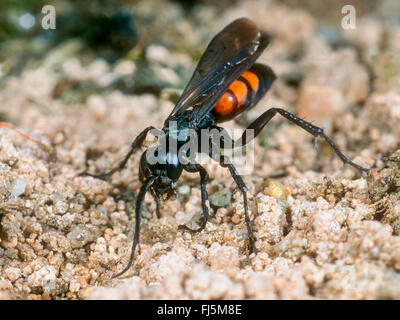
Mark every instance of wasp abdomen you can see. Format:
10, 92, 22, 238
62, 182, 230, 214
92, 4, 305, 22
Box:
213, 64, 275, 122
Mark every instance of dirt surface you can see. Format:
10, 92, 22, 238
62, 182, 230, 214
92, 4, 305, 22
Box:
1, 0, 400, 299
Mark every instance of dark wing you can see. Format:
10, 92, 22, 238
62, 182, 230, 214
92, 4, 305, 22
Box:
165, 17, 270, 124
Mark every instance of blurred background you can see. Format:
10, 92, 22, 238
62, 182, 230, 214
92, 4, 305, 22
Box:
1, 0, 399, 173
0, 0, 399, 165
1, 0, 399, 153
1, 0, 399, 94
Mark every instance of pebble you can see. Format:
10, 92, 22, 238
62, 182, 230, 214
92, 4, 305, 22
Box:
209, 188, 232, 208
67, 227, 91, 248
11, 178, 27, 196
178, 185, 191, 195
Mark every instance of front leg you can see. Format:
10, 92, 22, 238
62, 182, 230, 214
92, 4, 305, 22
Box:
178, 163, 210, 233
150, 189, 161, 219
80, 126, 156, 180
113, 177, 154, 278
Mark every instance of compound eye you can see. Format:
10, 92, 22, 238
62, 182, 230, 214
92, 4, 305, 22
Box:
166, 152, 182, 180
168, 166, 182, 181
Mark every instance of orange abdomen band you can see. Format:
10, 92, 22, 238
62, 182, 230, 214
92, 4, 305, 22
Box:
214, 71, 259, 120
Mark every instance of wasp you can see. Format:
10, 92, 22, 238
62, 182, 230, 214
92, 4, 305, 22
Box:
81, 18, 369, 277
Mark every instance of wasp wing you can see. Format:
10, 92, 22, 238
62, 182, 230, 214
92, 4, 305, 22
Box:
166, 17, 270, 124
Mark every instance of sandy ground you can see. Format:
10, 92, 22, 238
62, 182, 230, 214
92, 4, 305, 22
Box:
1, 1, 400, 299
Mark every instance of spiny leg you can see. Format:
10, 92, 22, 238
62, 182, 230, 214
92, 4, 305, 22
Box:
113, 177, 154, 278
150, 189, 161, 219
211, 125, 287, 179
155, 197, 161, 220
239, 108, 370, 173
79, 126, 156, 180
178, 163, 210, 233
208, 142, 255, 253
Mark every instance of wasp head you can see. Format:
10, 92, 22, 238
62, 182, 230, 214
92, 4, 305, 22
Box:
139, 149, 183, 200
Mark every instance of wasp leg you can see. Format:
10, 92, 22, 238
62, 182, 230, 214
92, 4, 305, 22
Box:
209, 126, 236, 149
238, 108, 370, 173
113, 177, 154, 278
208, 142, 255, 253
178, 163, 210, 233
211, 126, 288, 179
155, 197, 161, 219
79, 126, 156, 180
150, 189, 161, 219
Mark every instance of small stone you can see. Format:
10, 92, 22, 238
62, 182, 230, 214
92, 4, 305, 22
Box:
231, 214, 241, 225
27, 266, 56, 292
113, 60, 136, 76
177, 185, 190, 195
67, 227, 91, 248
274, 238, 307, 261
210, 188, 232, 208
5, 267, 21, 282
146, 45, 170, 65
87, 59, 109, 80
69, 279, 81, 293
11, 178, 27, 196
208, 243, 239, 270
266, 180, 290, 200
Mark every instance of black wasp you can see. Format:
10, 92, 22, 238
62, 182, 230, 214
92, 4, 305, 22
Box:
81, 18, 369, 277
